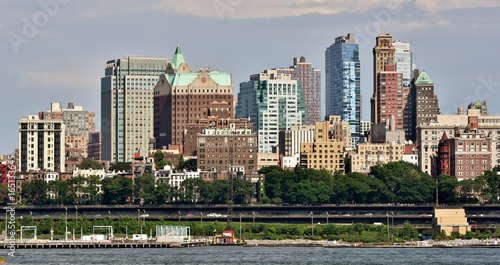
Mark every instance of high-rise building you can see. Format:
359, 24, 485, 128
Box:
393, 40, 413, 84
237, 69, 306, 153
196, 118, 257, 174
101, 56, 170, 162
299, 119, 346, 174
40, 102, 95, 158
87, 132, 101, 161
375, 64, 404, 130
19, 115, 65, 172
371, 34, 395, 124
405, 69, 440, 141
325, 33, 361, 146
279, 125, 315, 157
276, 57, 321, 125
154, 46, 234, 150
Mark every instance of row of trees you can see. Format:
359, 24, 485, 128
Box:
261, 162, 500, 205
1, 173, 255, 206
3, 160, 499, 206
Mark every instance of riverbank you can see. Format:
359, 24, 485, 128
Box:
244, 238, 500, 248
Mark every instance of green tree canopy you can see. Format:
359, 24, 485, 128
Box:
78, 158, 104, 170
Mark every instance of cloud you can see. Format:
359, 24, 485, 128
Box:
16, 69, 95, 89
153, 0, 410, 19
414, 0, 500, 13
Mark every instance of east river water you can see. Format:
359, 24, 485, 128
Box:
3, 246, 500, 264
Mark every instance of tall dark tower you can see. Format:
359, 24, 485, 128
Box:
371, 34, 395, 125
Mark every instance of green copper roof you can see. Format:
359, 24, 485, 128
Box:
209, 72, 232, 86
171, 46, 186, 70
165, 72, 232, 86
166, 73, 198, 86
415, 71, 433, 85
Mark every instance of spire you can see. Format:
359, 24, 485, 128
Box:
171, 45, 186, 70
415, 70, 433, 85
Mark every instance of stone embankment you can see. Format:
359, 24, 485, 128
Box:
245, 239, 329, 247
244, 239, 500, 248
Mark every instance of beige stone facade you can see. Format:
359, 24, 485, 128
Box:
417, 108, 500, 175
350, 142, 404, 173
434, 208, 471, 236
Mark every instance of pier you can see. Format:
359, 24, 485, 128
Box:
0, 239, 211, 249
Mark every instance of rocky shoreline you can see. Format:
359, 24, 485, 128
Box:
244, 239, 500, 248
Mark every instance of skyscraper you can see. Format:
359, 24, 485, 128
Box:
371, 34, 395, 124
375, 64, 404, 130
237, 69, 306, 153
393, 40, 413, 84
325, 33, 361, 146
276, 57, 321, 125
405, 69, 440, 141
101, 56, 170, 162
154, 46, 234, 150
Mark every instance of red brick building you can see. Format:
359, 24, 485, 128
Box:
376, 64, 404, 130
154, 46, 234, 149
434, 117, 491, 180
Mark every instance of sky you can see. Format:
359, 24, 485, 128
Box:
1, 0, 500, 155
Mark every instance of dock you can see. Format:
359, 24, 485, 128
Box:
0, 239, 211, 249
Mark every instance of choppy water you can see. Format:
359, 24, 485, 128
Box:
3, 246, 500, 264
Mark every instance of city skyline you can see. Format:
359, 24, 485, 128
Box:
2, 0, 500, 154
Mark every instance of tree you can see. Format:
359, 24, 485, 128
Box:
156, 160, 169, 171
22, 179, 49, 205
154, 183, 170, 204
479, 170, 500, 204
437, 174, 459, 204
0, 184, 10, 205
177, 155, 185, 171
457, 178, 481, 204
154, 149, 165, 170
85, 175, 102, 205
109, 162, 132, 172
134, 173, 156, 204
78, 158, 104, 170
177, 159, 197, 172
102, 176, 133, 205
233, 179, 254, 204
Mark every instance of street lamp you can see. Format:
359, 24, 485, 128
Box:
4, 207, 8, 242
239, 214, 243, 240
200, 212, 203, 226
137, 209, 140, 221
252, 211, 256, 223
178, 211, 181, 222
326, 211, 329, 225
310, 212, 314, 237
65, 207, 68, 241
75, 206, 78, 225
386, 212, 390, 242
391, 211, 394, 243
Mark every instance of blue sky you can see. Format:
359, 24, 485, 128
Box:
1, 0, 500, 154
